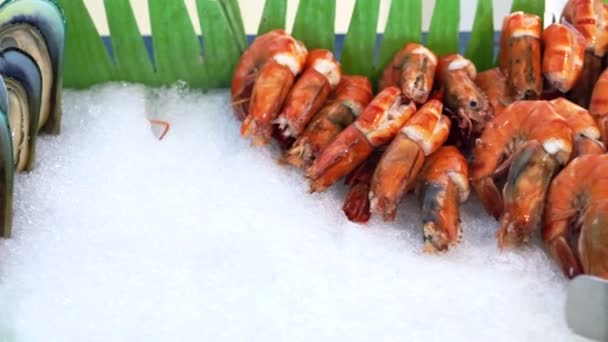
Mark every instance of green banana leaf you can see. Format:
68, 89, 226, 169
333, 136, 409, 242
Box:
377, 0, 422, 79
340, 0, 380, 80
291, 0, 335, 51
53, 0, 546, 89
426, 0, 460, 56
465, 0, 494, 72
257, 0, 286, 35
103, 0, 156, 85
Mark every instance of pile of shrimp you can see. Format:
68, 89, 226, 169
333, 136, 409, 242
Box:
230, 0, 608, 281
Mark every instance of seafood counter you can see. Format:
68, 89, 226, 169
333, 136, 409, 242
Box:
231, 3, 608, 281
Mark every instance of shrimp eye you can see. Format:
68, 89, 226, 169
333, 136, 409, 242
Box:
523, 90, 536, 100
469, 100, 478, 108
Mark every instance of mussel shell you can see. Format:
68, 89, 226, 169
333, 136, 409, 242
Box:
0, 47, 42, 172
0, 0, 65, 134
0, 23, 52, 132
0, 70, 8, 114
0, 75, 14, 238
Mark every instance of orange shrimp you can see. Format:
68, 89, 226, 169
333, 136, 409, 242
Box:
561, 0, 608, 107
415, 146, 470, 253
562, 0, 599, 51
470, 101, 573, 248
498, 12, 543, 100
550, 97, 605, 156
589, 67, 608, 145
231, 30, 304, 120
562, 0, 608, 57
341, 148, 384, 224
543, 154, 608, 279
239, 32, 308, 146
369, 100, 451, 221
436, 54, 492, 144
542, 23, 585, 93
474, 68, 511, 117
305, 87, 416, 193
283, 75, 373, 169
275, 49, 341, 139
379, 43, 438, 104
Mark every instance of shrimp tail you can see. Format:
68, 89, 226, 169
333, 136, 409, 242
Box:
579, 203, 608, 278
342, 150, 383, 223
342, 182, 372, 223
547, 235, 584, 279
473, 177, 503, 220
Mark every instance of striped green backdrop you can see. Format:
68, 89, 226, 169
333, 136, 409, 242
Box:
55, 0, 545, 89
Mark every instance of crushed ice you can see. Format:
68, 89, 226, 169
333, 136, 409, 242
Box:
0, 83, 585, 341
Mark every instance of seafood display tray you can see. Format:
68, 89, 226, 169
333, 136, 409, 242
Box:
0, 84, 584, 341
0, 0, 605, 340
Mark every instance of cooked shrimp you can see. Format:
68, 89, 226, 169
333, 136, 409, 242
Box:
550, 97, 605, 156
436, 54, 492, 145
305, 87, 416, 193
369, 99, 451, 221
283, 75, 372, 169
470, 101, 573, 248
415, 146, 470, 253
275, 49, 341, 139
589, 67, 608, 145
239, 32, 308, 146
475, 68, 511, 117
542, 23, 585, 93
543, 154, 608, 279
379, 43, 438, 104
498, 12, 543, 100
341, 148, 384, 224
562, 0, 608, 57
231, 30, 304, 120
561, 0, 608, 107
